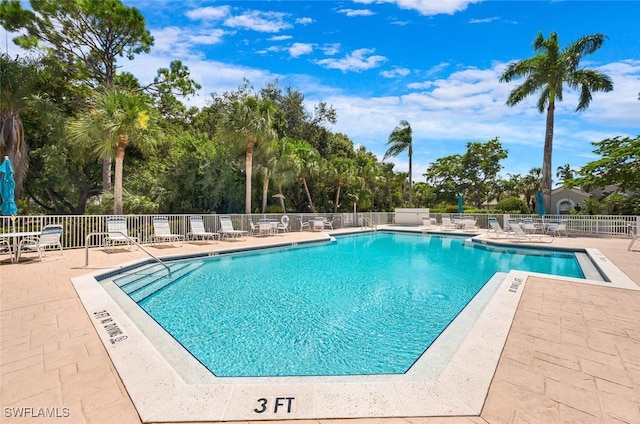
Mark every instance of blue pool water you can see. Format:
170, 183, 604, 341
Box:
118, 232, 584, 377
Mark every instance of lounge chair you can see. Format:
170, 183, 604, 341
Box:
440, 216, 457, 231
151, 217, 184, 246
16, 224, 65, 262
421, 217, 434, 232
219, 216, 248, 240
510, 223, 553, 243
487, 220, 512, 239
187, 217, 219, 242
463, 218, 478, 231
629, 225, 638, 251
105, 217, 139, 251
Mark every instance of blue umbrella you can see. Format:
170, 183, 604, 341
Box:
457, 194, 463, 214
536, 189, 546, 216
0, 157, 18, 216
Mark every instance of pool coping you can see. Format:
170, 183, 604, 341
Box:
70, 231, 638, 422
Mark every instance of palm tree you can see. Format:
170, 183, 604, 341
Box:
218, 95, 277, 214
326, 157, 355, 213
290, 140, 320, 213
384, 120, 413, 206
556, 164, 575, 186
499, 32, 613, 211
67, 88, 159, 214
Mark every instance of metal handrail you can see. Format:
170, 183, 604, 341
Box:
84, 231, 171, 275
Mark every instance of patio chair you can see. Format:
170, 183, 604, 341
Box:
421, 217, 434, 232
219, 216, 248, 240
16, 224, 65, 262
299, 218, 311, 231
277, 215, 290, 233
550, 222, 568, 237
323, 217, 334, 230
248, 220, 260, 236
151, 217, 185, 246
0, 238, 12, 262
187, 217, 219, 243
510, 223, 553, 243
105, 217, 139, 251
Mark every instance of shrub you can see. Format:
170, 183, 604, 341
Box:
495, 197, 530, 214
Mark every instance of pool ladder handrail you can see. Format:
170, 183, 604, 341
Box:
361, 215, 376, 231
84, 231, 171, 276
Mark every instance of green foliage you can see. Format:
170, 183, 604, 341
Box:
573, 136, 640, 193
495, 197, 531, 213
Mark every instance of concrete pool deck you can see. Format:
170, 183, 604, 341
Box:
1, 228, 639, 423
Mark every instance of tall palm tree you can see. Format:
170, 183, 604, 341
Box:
218, 95, 277, 214
326, 157, 355, 213
290, 140, 320, 213
67, 88, 159, 214
499, 32, 613, 211
384, 120, 413, 207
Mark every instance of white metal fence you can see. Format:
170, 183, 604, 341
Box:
1, 212, 637, 250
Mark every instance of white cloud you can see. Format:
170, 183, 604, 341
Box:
337, 8, 376, 17
315, 48, 387, 72
468, 16, 499, 24
269, 35, 293, 41
224, 10, 291, 33
320, 43, 341, 56
381, 67, 411, 78
296, 17, 314, 25
289, 43, 314, 58
189, 29, 227, 45
354, 0, 483, 16
186, 6, 230, 21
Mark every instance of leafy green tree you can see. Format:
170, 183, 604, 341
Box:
499, 32, 613, 212
495, 197, 530, 213
1, 0, 155, 193
522, 167, 542, 210
572, 136, 640, 193
217, 94, 277, 214
460, 138, 508, 208
384, 120, 413, 206
67, 88, 160, 214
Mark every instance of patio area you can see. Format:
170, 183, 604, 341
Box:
1, 229, 639, 423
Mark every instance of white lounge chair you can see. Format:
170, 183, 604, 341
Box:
440, 216, 457, 231
629, 225, 638, 251
510, 223, 553, 243
187, 217, 219, 242
421, 217, 434, 232
487, 220, 512, 239
105, 217, 139, 251
16, 224, 65, 262
219, 216, 248, 240
151, 217, 184, 246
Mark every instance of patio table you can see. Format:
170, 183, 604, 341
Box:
0, 231, 40, 263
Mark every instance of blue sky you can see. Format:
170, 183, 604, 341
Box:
6, 0, 640, 184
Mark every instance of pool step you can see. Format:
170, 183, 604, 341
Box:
116, 261, 205, 302
575, 252, 605, 281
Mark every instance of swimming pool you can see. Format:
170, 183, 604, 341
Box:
113, 232, 584, 377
